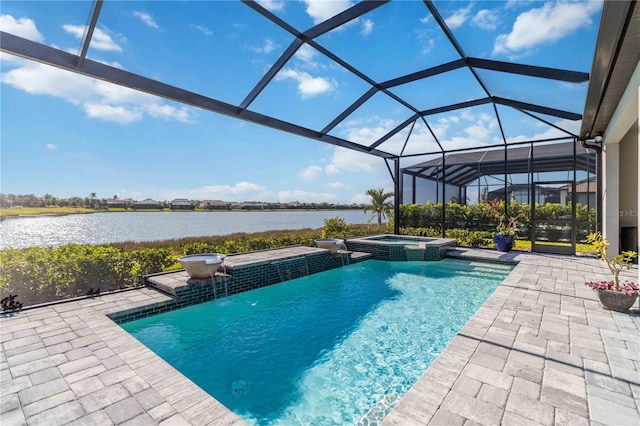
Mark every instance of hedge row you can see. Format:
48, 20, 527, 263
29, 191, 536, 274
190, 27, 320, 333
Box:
0, 223, 391, 307
0, 202, 596, 308
399, 201, 595, 237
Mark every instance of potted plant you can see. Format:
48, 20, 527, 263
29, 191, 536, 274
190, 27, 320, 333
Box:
585, 232, 638, 311
489, 199, 520, 252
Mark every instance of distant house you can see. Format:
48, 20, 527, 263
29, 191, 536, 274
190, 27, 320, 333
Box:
171, 199, 193, 210
105, 199, 125, 209
488, 184, 560, 204
242, 201, 265, 210
134, 198, 161, 209
560, 177, 596, 207
199, 200, 229, 210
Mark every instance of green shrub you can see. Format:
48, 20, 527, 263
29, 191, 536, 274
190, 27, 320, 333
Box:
467, 231, 491, 247
322, 216, 356, 239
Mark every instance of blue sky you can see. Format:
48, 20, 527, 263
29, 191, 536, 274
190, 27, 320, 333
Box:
1, 0, 601, 204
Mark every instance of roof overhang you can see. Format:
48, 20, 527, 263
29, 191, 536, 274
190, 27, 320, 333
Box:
580, 1, 640, 140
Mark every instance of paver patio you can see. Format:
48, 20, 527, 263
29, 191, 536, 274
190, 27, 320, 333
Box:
1, 250, 639, 425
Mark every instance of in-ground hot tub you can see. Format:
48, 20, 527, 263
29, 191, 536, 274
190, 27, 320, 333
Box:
346, 234, 457, 261
177, 253, 226, 279
314, 238, 347, 254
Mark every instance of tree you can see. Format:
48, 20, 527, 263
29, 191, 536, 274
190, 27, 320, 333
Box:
88, 192, 97, 209
364, 188, 394, 226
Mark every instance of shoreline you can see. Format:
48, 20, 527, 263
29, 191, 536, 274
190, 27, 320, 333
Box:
0, 207, 364, 221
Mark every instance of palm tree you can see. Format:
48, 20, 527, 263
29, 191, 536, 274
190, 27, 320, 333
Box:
88, 192, 97, 209
364, 188, 394, 226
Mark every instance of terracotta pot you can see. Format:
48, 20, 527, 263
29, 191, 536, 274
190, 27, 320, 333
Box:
597, 289, 638, 311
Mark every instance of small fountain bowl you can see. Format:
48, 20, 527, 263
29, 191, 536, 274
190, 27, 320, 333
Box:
177, 253, 226, 279
314, 238, 346, 254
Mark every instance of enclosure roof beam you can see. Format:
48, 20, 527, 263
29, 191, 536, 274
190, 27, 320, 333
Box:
77, 0, 103, 68
466, 58, 589, 83
367, 114, 420, 151
492, 97, 582, 121
0, 32, 395, 159
321, 87, 378, 135
380, 59, 465, 88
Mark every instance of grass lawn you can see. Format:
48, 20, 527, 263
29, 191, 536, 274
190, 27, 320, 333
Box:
511, 239, 593, 254
0, 207, 96, 219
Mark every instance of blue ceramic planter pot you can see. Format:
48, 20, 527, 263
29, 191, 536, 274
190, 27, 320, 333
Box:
494, 234, 514, 252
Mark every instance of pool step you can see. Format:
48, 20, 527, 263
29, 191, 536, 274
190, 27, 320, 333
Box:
469, 261, 513, 270
358, 393, 402, 426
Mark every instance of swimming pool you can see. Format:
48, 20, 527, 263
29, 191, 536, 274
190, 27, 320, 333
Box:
122, 259, 511, 425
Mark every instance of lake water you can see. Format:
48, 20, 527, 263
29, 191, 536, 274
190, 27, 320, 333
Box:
0, 210, 373, 249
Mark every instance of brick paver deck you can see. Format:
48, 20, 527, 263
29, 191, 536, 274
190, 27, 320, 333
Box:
2, 250, 639, 425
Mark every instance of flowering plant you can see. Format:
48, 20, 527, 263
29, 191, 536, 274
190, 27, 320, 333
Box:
585, 232, 638, 295
489, 198, 520, 236
321, 216, 355, 239
585, 280, 638, 296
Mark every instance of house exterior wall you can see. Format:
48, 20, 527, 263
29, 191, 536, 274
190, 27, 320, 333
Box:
619, 123, 638, 229
602, 61, 639, 255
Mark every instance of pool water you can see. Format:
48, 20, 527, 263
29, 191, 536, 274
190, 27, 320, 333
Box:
122, 259, 511, 425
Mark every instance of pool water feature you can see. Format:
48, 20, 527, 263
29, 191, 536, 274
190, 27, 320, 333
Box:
122, 259, 511, 425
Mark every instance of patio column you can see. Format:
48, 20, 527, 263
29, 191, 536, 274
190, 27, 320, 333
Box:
602, 142, 620, 252
394, 158, 400, 235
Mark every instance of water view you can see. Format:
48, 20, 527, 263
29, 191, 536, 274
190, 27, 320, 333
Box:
0, 210, 371, 249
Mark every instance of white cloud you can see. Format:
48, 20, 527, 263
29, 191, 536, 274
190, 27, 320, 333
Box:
493, 1, 601, 55
444, 4, 473, 30
278, 190, 336, 203
46, 143, 58, 150
256, 0, 285, 12
294, 44, 320, 70
254, 38, 279, 54
193, 25, 212, 36
83, 103, 142, 124
299, 165, 323, 181
428, 110, 501, 150
350, 193, 371, 204
133, 11, 160, 29
146, 103, 192, 123
533, 119, 581, 139
301, 0, 354, 24
506, 118, 580, 143
275, 68, 335, 98
326, 147, 383, 175
62, 24, 123, 52
328, 182, 345, 189
329, 117, 437, 160
160, 182, 270, 201
1, 59, 195, 124
0, 15, 44, 42
472, 9, 499, 31
361, 19, 374, 36
421, 38, 435, 54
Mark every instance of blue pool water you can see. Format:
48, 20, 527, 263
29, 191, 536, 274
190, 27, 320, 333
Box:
122, 259, 512, 425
